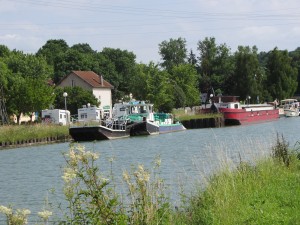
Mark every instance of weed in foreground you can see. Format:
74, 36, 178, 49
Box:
272, 133, 290, 167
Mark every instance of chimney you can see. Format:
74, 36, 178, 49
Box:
101, 75, 104, 87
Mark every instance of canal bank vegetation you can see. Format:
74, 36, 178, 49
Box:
0, 124, 68, 144
1, 135, 300, 224
173, 108, 222, 121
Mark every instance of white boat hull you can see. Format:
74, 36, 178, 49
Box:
284, 109, 299, 117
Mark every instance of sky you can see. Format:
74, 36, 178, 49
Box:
1, 0, 300, 64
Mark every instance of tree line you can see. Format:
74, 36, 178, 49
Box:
0, 37, 299, 123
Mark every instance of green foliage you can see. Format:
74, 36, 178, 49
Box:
61, 144, 171, 225
146, 68, 174, 112
159, 37, 187, 72
62, 144, 122, 224
265, 48, 298, 100
54, 86, 99, 115
0, 205, 31, 225
99, 48, 137, 102
36, 39, 69, 66
182, 155, 300, 225
272, 133, 290, 167
289, 47, 300, 93
170, 64, 200, 108
122, 155, 171, 225
197, 37, 234, 95
232, 46, 265, 101
1, 50, 55, 123
129, 63, 149, 101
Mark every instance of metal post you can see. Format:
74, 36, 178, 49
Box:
63, 92, 68, 126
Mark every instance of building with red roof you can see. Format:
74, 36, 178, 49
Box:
57, 71, 113, 117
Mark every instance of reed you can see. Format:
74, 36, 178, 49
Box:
0, 124, 69, 143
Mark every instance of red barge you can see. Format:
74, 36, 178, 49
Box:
208, 96, 279, 125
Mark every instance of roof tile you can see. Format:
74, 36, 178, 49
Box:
72, 71, 113, 88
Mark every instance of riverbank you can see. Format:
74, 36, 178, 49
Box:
0, 124, 70, 149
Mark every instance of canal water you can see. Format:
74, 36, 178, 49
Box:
1, 117, 300, 223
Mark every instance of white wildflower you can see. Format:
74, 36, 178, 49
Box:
100, 177, 109, 183
154, 157, 161, 168
62, 168, 77, 183
85, 151, 99, 160
17, 208, 31, 216
0, 205, 12, 215
38, 210, 53, 220
143, 171, 150, 182
138, 164, 144, 172
123, 171, 130, 182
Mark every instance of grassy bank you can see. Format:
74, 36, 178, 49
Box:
172, 108, 222, 121
0, 124, 69, 143
180, 158, 300, 224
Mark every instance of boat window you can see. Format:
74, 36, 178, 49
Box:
81, 113, 87, 119
140, 106, 146, 113
234, 104, 239, 109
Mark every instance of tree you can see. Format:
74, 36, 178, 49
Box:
170, 64, 200, 108
265, 48, 298, 100
129, 63, 149, 100
99, 48, 137, 102
289, 47, 300, 94
188, 49, 197, 67
54, 86, 99, 115
53, 48, 95, 83
71, 43, 95, 54
232, 46, 265, 102
197, 37, 234, 95
3, 51, 55, 123
36, 39, 69, 66
146, 64, 174, 112
159, 37, 187, 72
0, 45, 10, 58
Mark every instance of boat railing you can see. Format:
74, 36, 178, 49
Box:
104, 117, 129, 130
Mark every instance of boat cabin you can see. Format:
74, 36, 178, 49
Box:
211, 96, 242, 109
77, 104, 103, 122
280, 99, 299, 109
112, 101, 155, 121
41, 109, 70, 125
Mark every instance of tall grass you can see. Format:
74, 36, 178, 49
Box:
172, 108, 222, 121
0, 124, 69, 143
181, 136, 300, 225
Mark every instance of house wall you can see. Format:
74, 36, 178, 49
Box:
93, 88, 112, 116
59, 73, 93, 91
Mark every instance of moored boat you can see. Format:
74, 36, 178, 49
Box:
280, 99, 299, 117
113, 101, 186, 136
69, 104, 133, 141
69, 120, 132, 141
210, 96, 279, 125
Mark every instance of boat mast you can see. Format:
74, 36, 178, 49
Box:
0, 86, 9, 125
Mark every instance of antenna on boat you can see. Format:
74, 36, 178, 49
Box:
0, 85, 9, 125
